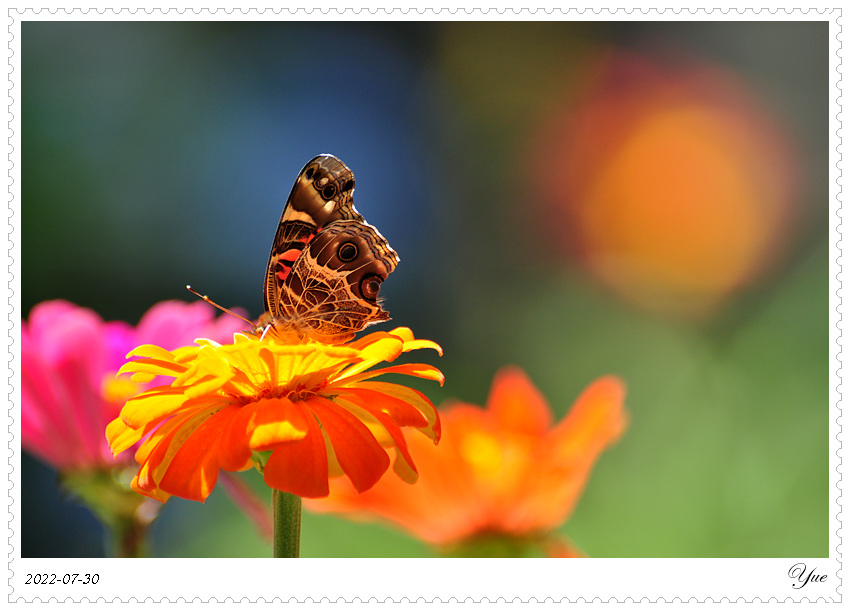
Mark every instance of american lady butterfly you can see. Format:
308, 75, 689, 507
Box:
252, 154, 399, 344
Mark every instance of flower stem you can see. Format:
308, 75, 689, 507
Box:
109, 517, 150, 558
60, 469, 158, 558
272, 489, 302, 557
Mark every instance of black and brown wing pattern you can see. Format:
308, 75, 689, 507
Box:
265, 220, 399, 343
263, 154, 365, 318
259, 155, 400, 344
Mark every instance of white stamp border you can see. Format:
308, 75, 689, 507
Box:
5, 3, 843, 604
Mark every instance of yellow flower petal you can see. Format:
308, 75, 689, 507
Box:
246, 397, 310, 450
120, 387, 193, 428
106, 416, 146, 455
118, 358, 187, 379
126, 344, 180, 361
339, 336, 404, 379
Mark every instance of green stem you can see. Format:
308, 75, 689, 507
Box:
109, 517, 150, 558
272, 489, 302, 557
60, 469, 158, 558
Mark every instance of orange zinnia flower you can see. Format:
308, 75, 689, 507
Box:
530, 51, 799, 317
306, 367, 626, 556
106, 327, 443, 502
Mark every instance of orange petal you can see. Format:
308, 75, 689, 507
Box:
132, 408, 195, 465
218, 404, 256, 472
549, 375, 627, 463
487, 366, 552, 436
263, 401, 330, 498
216, 396, 311, 471
307, 421, 477, 545
307, 396, 390, 493
322, 426, 345, 477
131, 412, 202, 500
333, 387, 429, 429
336, 396, 419, 484
341, 363, 445, 386
131, 468, 171, 502
356, 381, 441, 442
158, 407, 237, 502
133, 408, 210, 494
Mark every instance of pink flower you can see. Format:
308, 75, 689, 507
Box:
22, 299, 247, 472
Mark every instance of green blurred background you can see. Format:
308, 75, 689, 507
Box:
22, 20, 829, 557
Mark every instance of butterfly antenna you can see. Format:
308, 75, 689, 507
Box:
185, 285, 254, 326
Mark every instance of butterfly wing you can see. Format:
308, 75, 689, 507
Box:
266, 220, 400, 343
264, 154, 365, 319
261, 154, 400, 343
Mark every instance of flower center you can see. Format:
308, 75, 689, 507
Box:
235, 385, 318, 405
462, 431, 503, 478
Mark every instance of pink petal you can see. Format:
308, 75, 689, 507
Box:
135, 300, 247, 349
21, 311, 108, 468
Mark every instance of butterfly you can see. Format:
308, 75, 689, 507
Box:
252, 154, 399, 344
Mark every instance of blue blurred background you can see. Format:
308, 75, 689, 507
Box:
22, 20, 829, 557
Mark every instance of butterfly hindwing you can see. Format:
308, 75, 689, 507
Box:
275, 221, 399, 343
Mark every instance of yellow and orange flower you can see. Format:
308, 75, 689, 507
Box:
307, 367, 626, 556
106, 327, 443, 502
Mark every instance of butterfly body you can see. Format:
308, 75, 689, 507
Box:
257, 154, 399, 344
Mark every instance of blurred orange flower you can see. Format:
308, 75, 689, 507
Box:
531, 50, 800, 316
107, 328, 443, 502
306, 367, 626, 556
